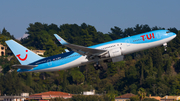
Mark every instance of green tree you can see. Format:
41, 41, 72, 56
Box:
129, 95, 140, 101
109, 26, 123, 39
26, 73, 32, 86
1, 28, 14, 39
81, 29, 93, 46
142, 98, 158, 101
50, 97, 68, 101
138, 88, 146, 101
64, 85, 83, 94
71, 70, 85, 85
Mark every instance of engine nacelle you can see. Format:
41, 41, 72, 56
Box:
111, 55, 124, 62
102, 47, 122, 58
101, 47, 124, 63
104, 55, 124, 63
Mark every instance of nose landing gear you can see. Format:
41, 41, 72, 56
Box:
163, 43, 167, 51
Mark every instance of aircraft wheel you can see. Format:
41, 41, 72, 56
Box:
94, 63, 103, 70
100, 67, 103, 71
95, 66, 99, 70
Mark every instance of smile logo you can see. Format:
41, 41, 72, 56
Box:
16, 50, 28, 61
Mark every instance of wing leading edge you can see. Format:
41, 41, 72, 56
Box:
54, 34, 107, 57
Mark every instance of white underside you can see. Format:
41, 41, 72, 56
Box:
123, 35, 175, 55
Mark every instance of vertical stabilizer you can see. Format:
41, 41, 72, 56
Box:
6, 40, 43, 65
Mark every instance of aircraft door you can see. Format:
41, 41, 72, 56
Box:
156, 32, 161, 39
125, 40, 130, 46
47, 59, 52, 66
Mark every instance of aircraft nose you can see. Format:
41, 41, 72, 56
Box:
172, 32, 177, 38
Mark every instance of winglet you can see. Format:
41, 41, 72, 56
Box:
54, 34, 69, 45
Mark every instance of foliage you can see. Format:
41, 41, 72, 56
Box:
142, 98, 158, 101
138, 88, 146, 101
129, 95, 140, 101
0, 22, 180, 100
71, 70, 85, 85
70, 95, 110, 101
50, 97, 69, 101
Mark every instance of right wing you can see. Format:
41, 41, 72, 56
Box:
54, 34, 107, 57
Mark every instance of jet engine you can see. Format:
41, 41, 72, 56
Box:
101, 47, 124, 63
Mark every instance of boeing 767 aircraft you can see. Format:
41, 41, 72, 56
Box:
5, 30, 176, 72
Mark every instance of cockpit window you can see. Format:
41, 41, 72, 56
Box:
166, 31, 170, 33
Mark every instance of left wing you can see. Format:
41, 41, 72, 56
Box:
54, 34, 107, 57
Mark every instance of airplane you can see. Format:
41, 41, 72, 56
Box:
5, 30, 176, 72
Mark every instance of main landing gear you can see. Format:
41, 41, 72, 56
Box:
94, 62, 103, 70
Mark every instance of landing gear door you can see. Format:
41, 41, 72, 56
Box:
47, 59, 52, 66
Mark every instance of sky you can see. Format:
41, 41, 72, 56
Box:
0, 0, 180, 39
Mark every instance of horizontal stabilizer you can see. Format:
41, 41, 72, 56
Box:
12, 64, 38, 69
65, 49, 70, 52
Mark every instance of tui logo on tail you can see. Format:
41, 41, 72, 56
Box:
16, 50, 28, 61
